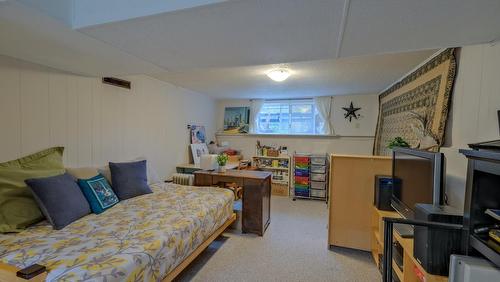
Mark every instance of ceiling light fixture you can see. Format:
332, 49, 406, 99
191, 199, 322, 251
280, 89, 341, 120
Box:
266, 68, 291, 82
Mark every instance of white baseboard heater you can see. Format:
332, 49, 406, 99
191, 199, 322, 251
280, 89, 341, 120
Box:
172, 173, 194, 186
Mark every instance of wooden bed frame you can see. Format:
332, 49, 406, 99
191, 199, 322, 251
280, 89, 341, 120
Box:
162, 213, 236, 281
0, 213, 236, 282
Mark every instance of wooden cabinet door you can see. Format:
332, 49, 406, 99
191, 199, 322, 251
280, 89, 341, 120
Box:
242, 178, 266, 235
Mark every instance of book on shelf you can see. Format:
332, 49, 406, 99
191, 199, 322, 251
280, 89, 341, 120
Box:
485, 209, 500, 221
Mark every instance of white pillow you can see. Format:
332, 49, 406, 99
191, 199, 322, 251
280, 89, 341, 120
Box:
137, 157, 161, 184
98, 157, 161, 185
66, 167, 99, 179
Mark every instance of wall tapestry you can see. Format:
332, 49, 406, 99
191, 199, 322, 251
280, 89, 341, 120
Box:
223, 107, 250, 134
373, 48, 457, 156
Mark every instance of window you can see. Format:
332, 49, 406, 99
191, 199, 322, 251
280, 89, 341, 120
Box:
256, 99, 324, 135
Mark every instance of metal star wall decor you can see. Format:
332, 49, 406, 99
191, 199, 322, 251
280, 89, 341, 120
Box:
342, 102, 361, 122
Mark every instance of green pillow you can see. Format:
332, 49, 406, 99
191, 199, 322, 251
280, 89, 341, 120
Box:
0, 147, 65, 233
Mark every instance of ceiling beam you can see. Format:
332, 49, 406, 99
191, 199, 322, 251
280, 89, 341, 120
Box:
335, 0, 350, 58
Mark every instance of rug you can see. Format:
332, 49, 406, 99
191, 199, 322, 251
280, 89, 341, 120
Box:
373, 48, 457, 156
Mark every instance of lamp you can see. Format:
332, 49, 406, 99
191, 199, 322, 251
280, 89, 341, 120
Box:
266, 68, 291, 82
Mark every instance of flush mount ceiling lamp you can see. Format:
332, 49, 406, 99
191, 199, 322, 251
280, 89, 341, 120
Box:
266, 68, 291, 82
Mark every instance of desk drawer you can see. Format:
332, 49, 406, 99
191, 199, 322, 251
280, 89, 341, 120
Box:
211, 176, 244, 187
194, 174, 212, 186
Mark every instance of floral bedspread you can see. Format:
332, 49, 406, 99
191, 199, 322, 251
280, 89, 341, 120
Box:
0, 183, 233, 281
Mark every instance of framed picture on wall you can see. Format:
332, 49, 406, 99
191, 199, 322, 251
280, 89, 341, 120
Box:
190, 125, 206, 144
190, 143, 209, 164
223, 107, 250, 134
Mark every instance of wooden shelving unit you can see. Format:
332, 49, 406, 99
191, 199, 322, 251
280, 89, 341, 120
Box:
371, 206, 448, 282
252, 155, 290, 196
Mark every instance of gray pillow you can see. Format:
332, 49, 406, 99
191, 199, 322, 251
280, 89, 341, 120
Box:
25, 173, 91, 230
109, 160, 152, 200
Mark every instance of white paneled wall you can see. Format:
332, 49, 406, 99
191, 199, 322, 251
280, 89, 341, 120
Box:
441, 43, 500, 209
0, 55, 216, 179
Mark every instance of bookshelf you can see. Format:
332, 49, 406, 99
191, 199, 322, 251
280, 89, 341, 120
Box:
252, 155, 290, 196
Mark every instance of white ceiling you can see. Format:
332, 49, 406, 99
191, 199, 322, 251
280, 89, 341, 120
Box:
80, 0, 344, 70
153, 50, 437, 99
1, 0, 500, 99
339, 0, 500, 57
0, 1, 165, 76
79, 0, 500, 70
72, 0, 230, 29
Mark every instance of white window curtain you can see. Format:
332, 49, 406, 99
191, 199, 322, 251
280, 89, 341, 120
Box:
249, 99, 265, 133
313, 96, 334, 135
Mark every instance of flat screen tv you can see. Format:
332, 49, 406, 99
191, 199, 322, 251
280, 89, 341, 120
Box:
391, 147, 445, 219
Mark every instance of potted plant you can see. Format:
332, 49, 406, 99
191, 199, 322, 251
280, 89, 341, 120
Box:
216, 153, 229, 172
387, 136, 410, 149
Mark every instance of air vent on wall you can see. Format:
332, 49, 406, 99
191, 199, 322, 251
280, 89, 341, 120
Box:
102, 77, 131, 90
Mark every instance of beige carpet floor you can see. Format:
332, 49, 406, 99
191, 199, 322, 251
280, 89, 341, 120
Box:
175, 196, 381, 282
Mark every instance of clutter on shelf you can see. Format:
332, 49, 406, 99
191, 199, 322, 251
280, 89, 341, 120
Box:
208, 141, 242, 162
255, 140, 288, 157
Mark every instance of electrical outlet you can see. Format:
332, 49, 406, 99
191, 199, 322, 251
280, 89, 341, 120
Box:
355, 123, 360, 129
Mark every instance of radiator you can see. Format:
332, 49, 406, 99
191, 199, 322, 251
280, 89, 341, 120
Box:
172, 173, 194, 186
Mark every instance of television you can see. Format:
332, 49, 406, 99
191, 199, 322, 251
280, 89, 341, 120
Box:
391, 147, 445, 220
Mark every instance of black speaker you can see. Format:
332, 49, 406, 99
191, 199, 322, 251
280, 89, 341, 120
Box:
413, 204, 463, 276
374, 175, 394, 211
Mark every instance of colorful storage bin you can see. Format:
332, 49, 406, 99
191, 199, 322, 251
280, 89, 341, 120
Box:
294, 188, 310, 197
294, 176, 309, 185
294, 183, 309, 190
294, 169, 309, 176
294, 156, 310, 163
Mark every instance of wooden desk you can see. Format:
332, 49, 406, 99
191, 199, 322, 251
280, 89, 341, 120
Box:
176, 162, 239, 174
194, 170, 272, 236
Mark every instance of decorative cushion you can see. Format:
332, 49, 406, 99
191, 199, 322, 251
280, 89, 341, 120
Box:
0, 147, 66, 233
77, 174, 119, 214
66, 167, 99, 180
25, 173, 91, 230
98, 157, 161, 185
109, 160, 152, 200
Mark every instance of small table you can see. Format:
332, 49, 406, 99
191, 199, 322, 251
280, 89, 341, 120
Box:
194, 170, 272, 236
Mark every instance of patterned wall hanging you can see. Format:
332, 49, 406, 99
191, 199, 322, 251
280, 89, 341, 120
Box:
373, 48, 457, 156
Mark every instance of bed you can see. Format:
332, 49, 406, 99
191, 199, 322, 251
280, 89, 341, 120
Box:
0, 183, 235, 282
